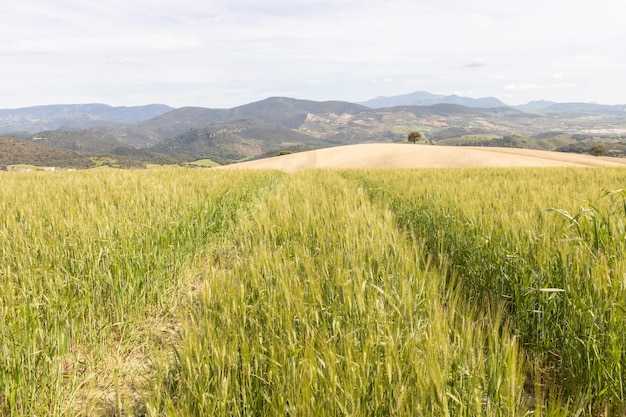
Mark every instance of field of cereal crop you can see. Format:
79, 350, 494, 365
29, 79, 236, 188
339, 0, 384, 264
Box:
2, 166, 626, 416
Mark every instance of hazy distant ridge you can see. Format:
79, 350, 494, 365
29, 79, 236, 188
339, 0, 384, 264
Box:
360, 91, 507, 108
0, 103, 174, 133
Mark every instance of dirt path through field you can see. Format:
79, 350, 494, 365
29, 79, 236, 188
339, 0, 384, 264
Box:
220, 144, 626, 172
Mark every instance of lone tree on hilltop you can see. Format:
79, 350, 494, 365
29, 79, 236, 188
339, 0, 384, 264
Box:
408, 131, 422, 144
589, 144, 606, 156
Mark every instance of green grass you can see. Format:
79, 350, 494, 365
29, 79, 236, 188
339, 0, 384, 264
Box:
345, 167, 626, 414
0, 167, 283, 415
3, 166, 626, 415
145, 171, 526, 416
188, 159, 220, 167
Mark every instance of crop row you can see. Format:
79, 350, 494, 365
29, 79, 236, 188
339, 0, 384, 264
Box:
0, 167, 282, 415
144, 171, 527, 416
347, 167, 626, 414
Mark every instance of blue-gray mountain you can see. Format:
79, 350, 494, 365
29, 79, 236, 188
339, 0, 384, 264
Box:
0, 103, 174, 134
360, 91, 507, 108
359, 91, 626, 115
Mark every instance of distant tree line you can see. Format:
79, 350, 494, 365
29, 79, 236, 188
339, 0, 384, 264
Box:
463, 135, 527, 148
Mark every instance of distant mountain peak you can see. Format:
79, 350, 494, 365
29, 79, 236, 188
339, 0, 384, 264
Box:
513, 100, 557, 110
360, 91, 507, 109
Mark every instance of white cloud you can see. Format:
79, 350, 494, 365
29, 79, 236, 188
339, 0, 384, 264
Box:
504, 82, 574, 92
0, 0, 625, 107
457, 59, 487, 69
5, 34, 201, 54
504, 84, 540, 92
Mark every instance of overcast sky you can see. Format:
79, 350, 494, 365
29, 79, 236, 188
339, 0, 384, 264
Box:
1, 0, 625, 109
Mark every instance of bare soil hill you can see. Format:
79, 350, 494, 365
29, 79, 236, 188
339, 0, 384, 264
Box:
220, 144, 626, 172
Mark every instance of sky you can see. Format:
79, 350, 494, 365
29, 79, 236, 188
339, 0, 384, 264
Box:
1, 0, 625, 109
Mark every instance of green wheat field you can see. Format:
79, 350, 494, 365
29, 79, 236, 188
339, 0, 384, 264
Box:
2, 166, 626, 416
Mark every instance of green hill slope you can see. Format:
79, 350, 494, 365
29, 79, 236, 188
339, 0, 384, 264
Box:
0, 137, 94, 168
149, 127, 263, 163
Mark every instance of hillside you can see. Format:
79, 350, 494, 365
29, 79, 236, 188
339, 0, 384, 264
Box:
28, 127, 164, 153
148, 126, 264, 164
0, 137, 94, 168
141, 97, 368, 136
144, 118, 328, 165
543, 102, 626, 117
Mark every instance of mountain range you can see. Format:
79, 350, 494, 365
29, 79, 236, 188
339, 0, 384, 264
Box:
1, 91, 625, 169
359, 91, 626, 115
359, 91, 508, 108
0, 103, 174, 134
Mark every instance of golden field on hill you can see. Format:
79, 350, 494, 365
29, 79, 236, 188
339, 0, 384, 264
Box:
221, 143, 626, 171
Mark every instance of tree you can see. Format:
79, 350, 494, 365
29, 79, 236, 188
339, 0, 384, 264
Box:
408, 131, 422, 144
589, 144, 606, 156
